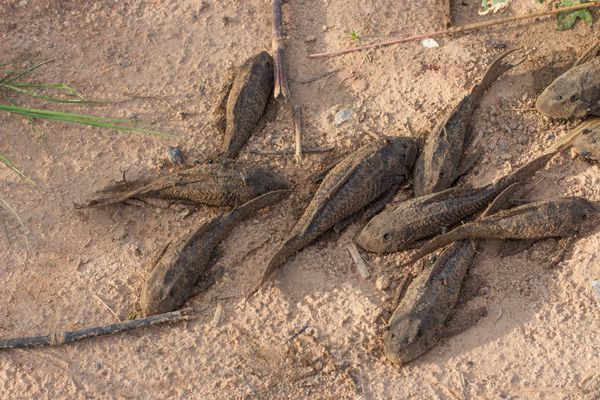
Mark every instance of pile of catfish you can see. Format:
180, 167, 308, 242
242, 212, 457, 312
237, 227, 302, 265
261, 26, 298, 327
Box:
82, 43, 600, 366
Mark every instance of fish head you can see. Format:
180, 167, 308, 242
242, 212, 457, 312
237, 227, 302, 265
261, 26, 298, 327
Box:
140, 260, 185, 316
253, 51, 274, 70
248, 168, 290, 196
383, 314, 436, 365
356, 207, 417, 253
536, 73, 590, 119
385, 136, 419, 173
575, 198, 600, 235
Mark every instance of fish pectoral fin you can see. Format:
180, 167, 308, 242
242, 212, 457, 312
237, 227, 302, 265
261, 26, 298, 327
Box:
441, 305, 487, 338
496, 239, 536, 258
210, 71, 235, 133
588, 101, 600, 117
190, 275, 217, 297
456, 151, 481, 178
334, 185, 401, 234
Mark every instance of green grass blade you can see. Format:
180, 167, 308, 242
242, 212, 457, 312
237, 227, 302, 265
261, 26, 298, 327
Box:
0, 153, 39, 188
0, 83, 92, 104
6, 82, 86, 98
0, 104, 172, 137
1, 58, 56, 84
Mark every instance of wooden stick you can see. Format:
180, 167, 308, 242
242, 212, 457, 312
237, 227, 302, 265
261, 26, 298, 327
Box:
347, 243, 370, 279
444, 0, 452, 28
250, 146, 335, 156
0, 309, 191, 350
309, 2, 600, 59
293, 105, 303, 163
272, 0, 289, 98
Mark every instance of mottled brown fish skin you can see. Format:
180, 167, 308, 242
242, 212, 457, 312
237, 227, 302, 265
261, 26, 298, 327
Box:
413, 49, 517, 196
536, 56, 600, 120
251, 137, 418, 294
384, 240, 475, 364
222, 51, 274, 158
402, 197, 600, 267
357, 150, 557, 253
83, 162, 289, 208
140, 189, 290, 315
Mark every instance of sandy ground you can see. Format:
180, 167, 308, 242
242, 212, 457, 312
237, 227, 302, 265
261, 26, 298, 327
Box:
1, 0, 600, 399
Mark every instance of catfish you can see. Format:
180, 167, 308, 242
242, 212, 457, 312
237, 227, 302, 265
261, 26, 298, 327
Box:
213, 51, 274, 158
413, 49, 520, 196
536, 42, 600, 120
81, 162, 289, 208
140, 189, 290, 315
249, 137, 418, 296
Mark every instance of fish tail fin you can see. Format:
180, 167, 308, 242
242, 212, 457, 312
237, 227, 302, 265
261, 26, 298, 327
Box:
400, 226, 469, 268
246, 235, 300, 299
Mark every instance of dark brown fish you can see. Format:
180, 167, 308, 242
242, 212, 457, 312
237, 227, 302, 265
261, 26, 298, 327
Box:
413, 49, 519, 196
81, 162, 290, 208
249, 137, 418, 296
216, 51, 274, 158
140, 189, 290, 315
536, 43, 600, 120
384, 241, 475, 364
400, 196, 600, 267
357, 150, 556, 253
383, 183, 519, 364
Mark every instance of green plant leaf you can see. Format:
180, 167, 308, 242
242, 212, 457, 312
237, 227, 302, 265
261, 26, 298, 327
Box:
0, 153, 39, 188
557, 0, 593, 30
0, 104, 171, 137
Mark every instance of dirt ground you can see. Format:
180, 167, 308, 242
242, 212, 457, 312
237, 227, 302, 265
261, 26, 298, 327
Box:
1, 0, 600, 399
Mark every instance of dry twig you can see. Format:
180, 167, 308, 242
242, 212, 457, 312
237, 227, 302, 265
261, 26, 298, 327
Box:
250, 147, 334, 156
309, 2, 600, 58
293, 105, 303, 163
0, 308, 192, 349
272, 0, 289, 98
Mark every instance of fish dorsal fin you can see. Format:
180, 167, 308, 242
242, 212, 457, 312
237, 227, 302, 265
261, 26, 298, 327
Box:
415, 184, 475, 206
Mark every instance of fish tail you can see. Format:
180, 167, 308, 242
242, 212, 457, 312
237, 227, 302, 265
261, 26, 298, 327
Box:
400, 225, 470, 268
246, 235, 301, 299
228, 189, 290, 224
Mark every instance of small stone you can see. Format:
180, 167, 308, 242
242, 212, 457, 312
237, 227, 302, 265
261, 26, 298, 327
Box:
322, 25, 328, 32
592, 280, 600, 302
376, 276, 390, 291
420, 38, 440, 48
167, 146, 184, 164
485, 39, 507, 49
517, 136, 528, 145
334, 108, 353, 126
19, 0, 27, 6
497, 139, 509, 152
305, 35, 316, 43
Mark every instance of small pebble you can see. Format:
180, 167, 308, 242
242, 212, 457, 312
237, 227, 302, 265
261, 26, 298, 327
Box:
334, 108, 353, 126
19, 0, 27, 6
517, 136, 528, 145
485, 39, 507, 49
420, 38, 440, 48
592, 280, 600, 302
376, 276, 390, 291
167, 146, 184, 164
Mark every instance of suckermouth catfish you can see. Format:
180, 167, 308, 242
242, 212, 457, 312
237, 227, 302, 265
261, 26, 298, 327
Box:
400, 196, 600, 268
536, 42, 600, 120
356, 130, 583, 254
413, 49, 520, 196
249, 136, 418, 296
213, 51, 274, 158
383, 183, 519, 365
81, 162, 289, 208
140, 189, 290, 315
